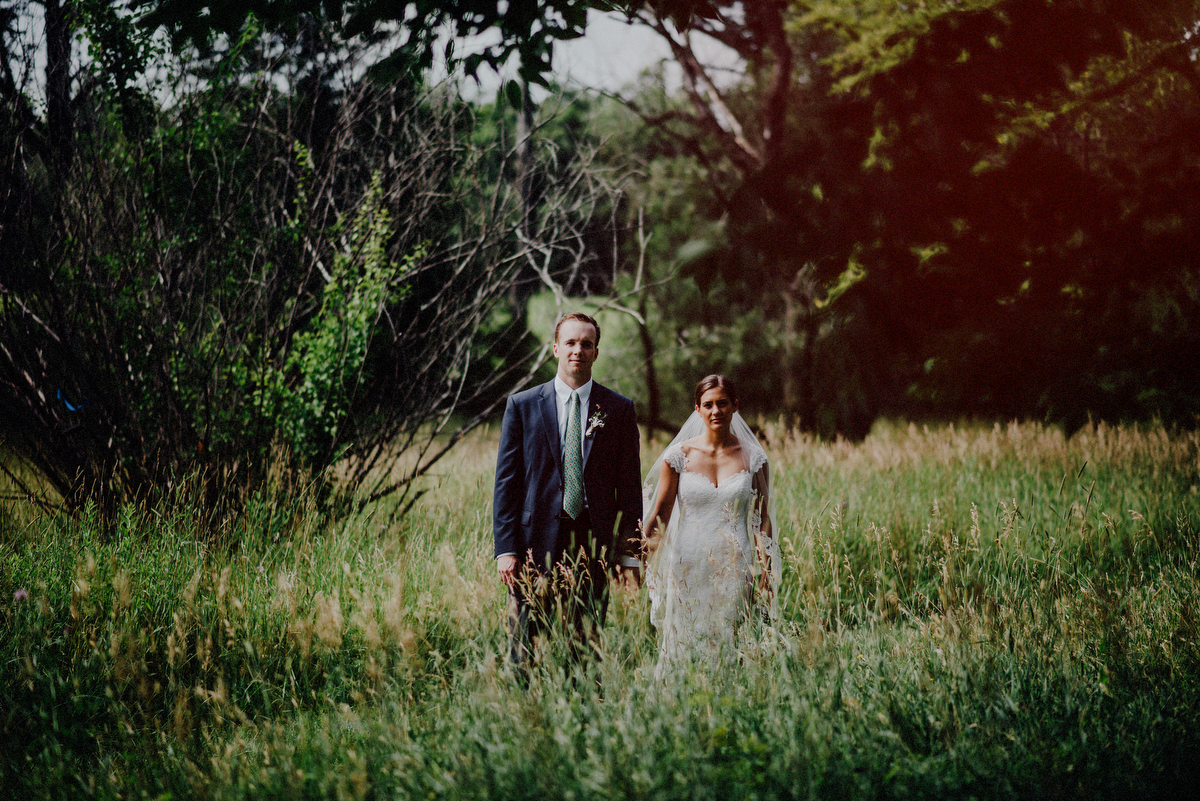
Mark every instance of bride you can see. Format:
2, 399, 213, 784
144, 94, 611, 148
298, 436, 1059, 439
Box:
641, 375, 779, 676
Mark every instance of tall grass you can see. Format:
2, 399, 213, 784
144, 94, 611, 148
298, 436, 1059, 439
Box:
2, 419, 1199, 798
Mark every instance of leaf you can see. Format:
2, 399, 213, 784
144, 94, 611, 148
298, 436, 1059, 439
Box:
816, 258, 867, 309
676, 238, 715, 265
505, 80, 524, 111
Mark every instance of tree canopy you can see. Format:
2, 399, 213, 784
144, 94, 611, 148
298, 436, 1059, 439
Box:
600, 0, 1200, 434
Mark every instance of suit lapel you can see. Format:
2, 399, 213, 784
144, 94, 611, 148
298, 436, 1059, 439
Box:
537, 382, 562, 471
583, 384, 602, 467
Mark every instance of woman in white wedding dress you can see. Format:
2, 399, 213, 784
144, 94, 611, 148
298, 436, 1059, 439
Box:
642, 375, 779, 677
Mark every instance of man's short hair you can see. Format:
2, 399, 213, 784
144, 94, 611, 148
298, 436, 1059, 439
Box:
554, 312, 601, 346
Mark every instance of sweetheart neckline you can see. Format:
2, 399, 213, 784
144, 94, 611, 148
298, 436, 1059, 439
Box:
680, 467, 750, 490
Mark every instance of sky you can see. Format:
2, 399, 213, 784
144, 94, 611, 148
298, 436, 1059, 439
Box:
550, 11, 675, 92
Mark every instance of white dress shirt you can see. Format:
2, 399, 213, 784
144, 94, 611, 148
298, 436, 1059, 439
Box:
553, 375, 592, 456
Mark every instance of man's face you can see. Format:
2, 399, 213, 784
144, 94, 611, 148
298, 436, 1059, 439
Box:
553, 319, 599, 386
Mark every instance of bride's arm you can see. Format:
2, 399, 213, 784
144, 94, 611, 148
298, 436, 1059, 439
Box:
642, 459, 680, 559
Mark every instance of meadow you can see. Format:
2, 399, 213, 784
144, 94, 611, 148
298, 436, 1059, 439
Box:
2, 419, 1200, 799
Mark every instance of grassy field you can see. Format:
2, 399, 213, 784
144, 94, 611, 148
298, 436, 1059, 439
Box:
3, 419, 1200, 799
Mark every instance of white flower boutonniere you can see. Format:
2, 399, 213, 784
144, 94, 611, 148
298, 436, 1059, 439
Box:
585, 407, 607, 438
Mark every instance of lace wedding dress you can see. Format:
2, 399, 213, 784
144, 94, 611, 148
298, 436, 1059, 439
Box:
644, 412, 777, 678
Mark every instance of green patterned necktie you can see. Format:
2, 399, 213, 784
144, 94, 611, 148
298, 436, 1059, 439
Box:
563, 390, 583, 520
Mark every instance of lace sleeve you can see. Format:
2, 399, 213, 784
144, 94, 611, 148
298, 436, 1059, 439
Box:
746, 446, 768, 477
663, 444, 687, 474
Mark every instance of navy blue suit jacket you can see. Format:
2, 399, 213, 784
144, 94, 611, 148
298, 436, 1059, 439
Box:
493, 380, 641, 571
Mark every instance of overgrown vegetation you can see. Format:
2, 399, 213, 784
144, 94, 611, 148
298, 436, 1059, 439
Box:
3, 420, 1198, 798
1, 12, 618, 520
6, 2, 1200, 520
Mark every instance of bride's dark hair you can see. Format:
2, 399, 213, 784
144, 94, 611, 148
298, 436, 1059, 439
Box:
694, 374, 738, 408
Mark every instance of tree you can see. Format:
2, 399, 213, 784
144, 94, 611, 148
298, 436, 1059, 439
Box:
601, 2, 888, 435
0, 22, 619, 522
601, 0, 1200, 432
1, 0, 155, 277
804, 0, 1200, 427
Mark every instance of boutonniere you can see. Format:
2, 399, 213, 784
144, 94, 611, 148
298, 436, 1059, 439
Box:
585, 407, 606, 438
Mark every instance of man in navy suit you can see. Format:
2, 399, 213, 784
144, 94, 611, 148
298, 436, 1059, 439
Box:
493, 312, 642, 667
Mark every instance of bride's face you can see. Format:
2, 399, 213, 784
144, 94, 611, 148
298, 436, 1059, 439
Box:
696, 387, 737, 432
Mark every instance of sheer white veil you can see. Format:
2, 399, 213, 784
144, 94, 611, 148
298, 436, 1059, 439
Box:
641, 410, 781, 625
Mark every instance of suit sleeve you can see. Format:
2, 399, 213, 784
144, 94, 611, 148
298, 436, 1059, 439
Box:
493, 395, 524, 559
614, 396, 643, 561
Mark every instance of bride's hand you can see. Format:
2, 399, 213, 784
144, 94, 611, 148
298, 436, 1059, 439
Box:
640, 516, 665, 559
641, 534, 661, 562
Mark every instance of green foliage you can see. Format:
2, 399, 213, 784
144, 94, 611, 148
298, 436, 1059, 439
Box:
796, 0, 1200, 428
276, 168, 421, 462
3, 420, 1200, 797
75, 0, 159, 129
604, 0, 1200, 433
161, 157, 422, 469
3, 24, 561, 518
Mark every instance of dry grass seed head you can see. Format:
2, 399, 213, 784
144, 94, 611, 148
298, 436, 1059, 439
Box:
314, 591, 344, 649
349, 587, 382, 650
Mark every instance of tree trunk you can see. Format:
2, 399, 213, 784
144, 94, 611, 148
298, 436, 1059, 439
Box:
43, 0, 74, 169
510, 79, 538, 321
637, 294, 662, 441
779, 279, 800, 417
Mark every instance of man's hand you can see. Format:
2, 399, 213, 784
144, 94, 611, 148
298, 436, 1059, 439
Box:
617, 564, 642, 591
496, 554, 518, 588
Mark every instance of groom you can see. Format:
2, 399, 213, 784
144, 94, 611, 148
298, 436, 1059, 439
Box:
493, 312, 642, 667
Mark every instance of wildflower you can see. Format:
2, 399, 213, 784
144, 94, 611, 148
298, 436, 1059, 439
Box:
14, 588, 28, 601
